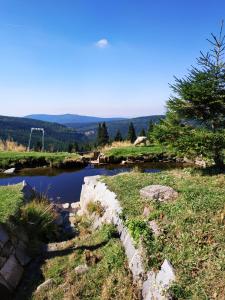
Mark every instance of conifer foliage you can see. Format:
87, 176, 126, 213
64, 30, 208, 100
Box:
114, 130, 123, 142
154, 23, 225, 167
97, 122, 109, 146
127, 122, 137, 143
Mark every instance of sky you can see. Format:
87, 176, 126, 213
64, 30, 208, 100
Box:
0, 0, 225, 118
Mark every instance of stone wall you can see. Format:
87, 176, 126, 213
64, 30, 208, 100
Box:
0, 181, 34, 298
79, 175, 175, 300
0, 223, 31, 298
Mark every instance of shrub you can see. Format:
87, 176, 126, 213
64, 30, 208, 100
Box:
19, 199, 58, 242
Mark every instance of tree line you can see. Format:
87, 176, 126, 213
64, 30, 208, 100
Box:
96, 121, 153, 146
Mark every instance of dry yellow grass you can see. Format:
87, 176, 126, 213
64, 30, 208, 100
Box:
0, 139, 26, 152
101, 141, 132, 152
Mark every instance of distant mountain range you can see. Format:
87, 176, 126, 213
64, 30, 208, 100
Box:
0, 114, 165, 151
66, 115, 165, 140
0, 115, 87, 151
25, 114, 126, 124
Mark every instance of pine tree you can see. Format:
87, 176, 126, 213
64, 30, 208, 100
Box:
147, 121, 154, 134
140, 128, 146, 136
127, 122, 137, 143
114, 129, 123, 141
101, 122, 109, 145
158, 23, 225, 167
97, 122, 109, 146
97, 123, 103, 146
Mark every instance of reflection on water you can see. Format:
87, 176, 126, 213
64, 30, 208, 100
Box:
0, 163, 184, 203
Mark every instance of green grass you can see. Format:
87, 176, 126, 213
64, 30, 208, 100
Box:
0, 151, 80, 168
103, 144, 173, 158
0, 183, 24, 222
22, 224, 138, 300
103, 169, 225, 299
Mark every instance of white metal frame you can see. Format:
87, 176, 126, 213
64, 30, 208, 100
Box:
27, 128, 45, 151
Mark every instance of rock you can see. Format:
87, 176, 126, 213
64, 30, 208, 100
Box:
15, 241, 31, 266
1, 241, 14, 257
195, 156, 206, 168
0, 255, 23, 289
98, 153, 106, 163
134, 136, 147, 146
74, 264, 88, 274
140, 185, 178, 202
0, 257, 7, 269
148, 220, 161, 236
21, 180, 35, 202
69, 216, 75, 226
157, 259, 175, 288
143, 206, 151, 218
71, 202, 80, 211
0, 225, 9, 247
62, 203, 70, 209
142, 259, 175, 300
36, 278, 54, 293
3, 168, 15, 174
0, 275, 12, 299
55, 214, 63, 226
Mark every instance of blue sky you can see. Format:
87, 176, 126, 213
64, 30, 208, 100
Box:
0, 0, 224, 117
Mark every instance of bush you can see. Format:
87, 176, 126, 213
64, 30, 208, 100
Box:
19, 199, 58, 242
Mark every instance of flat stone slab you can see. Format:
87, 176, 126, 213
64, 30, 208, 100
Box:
0, 255, 23, 289
140, 185, 178, 202
15, 242, 31, 266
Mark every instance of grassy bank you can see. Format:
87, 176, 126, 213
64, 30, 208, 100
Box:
0, 183, 24, 223
17, 223, 138, 300
103, 144, 173, 158
0, 151, 81, 169
103, 169, 225, 299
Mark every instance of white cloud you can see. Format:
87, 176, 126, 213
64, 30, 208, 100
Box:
95, 38, 109, 48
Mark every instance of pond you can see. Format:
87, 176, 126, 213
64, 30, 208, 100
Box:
0, 163, 184, 203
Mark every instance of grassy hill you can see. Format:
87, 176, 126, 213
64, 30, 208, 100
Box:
0, 115, 87, 151
67, 115, 165, 140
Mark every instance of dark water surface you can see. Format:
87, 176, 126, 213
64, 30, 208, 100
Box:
0, 163, 183, 203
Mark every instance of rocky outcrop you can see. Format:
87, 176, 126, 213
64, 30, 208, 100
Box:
79, 176, 176, 299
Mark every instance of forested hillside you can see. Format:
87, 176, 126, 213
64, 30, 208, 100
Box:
0, 115, 87, 151
67, 115, 165, 140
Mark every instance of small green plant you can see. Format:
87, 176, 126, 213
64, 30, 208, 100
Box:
87, 201, 105, 217
125, 218, 153, 245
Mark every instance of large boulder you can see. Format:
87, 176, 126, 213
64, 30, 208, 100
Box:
140, 185, 178, 202
134, 136, 147, 146
3, 168, 15, 175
